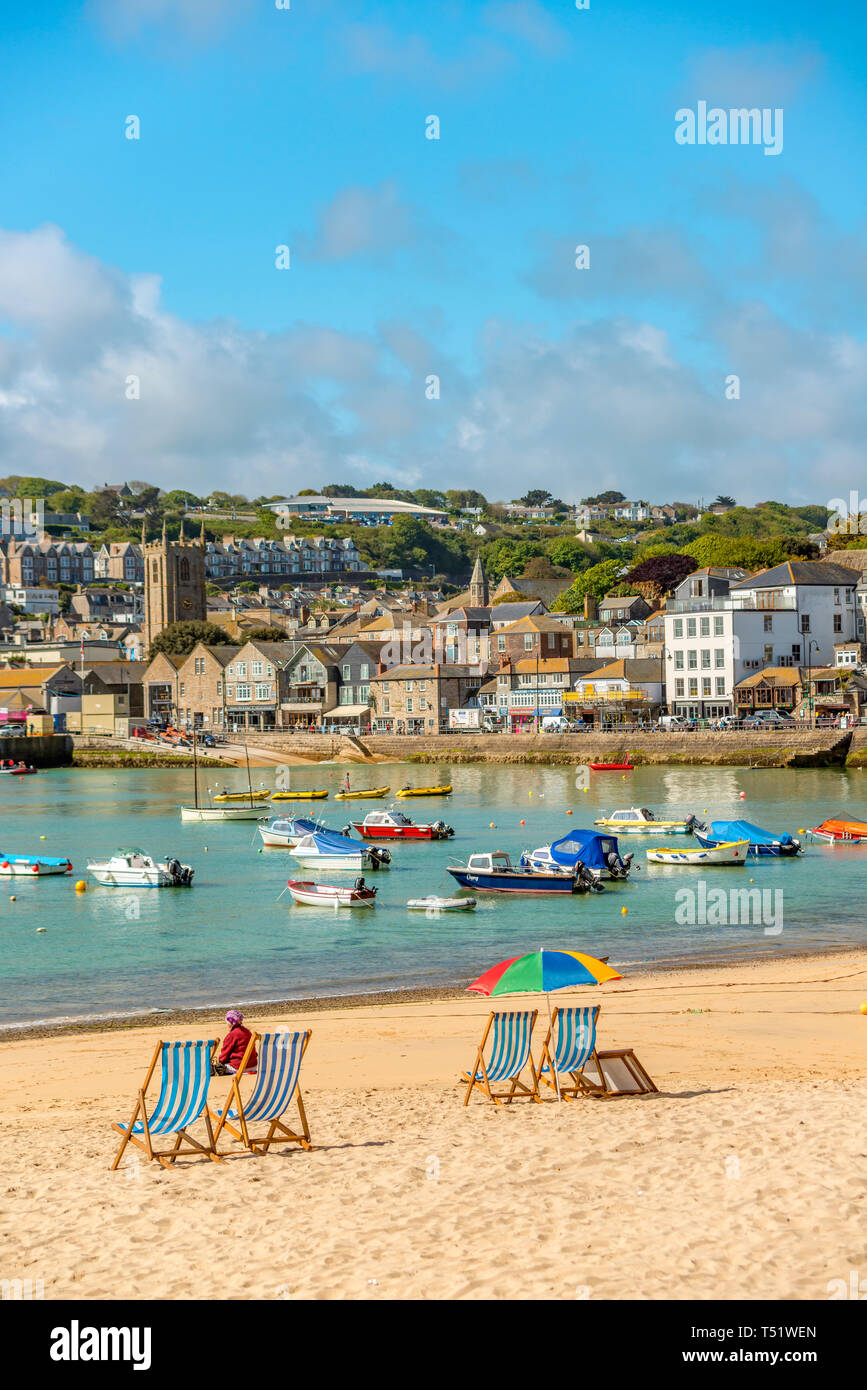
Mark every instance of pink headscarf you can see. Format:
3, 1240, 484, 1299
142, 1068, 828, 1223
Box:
225, 1009, 244, 1027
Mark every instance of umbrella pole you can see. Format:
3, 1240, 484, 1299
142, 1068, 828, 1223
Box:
546, 992, 562, 1103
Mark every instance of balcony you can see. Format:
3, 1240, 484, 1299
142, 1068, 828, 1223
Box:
666, 595, 797, 614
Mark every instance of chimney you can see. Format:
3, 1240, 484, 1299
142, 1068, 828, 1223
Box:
584, 594, 597, 621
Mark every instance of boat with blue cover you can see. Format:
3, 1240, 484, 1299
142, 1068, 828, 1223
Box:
258, 815, 327, 848
290, 828, 391, 871
446, 850, 602, 894
521, 829, 633, 882
693, 819, 802, 857
0, 852, 73, 877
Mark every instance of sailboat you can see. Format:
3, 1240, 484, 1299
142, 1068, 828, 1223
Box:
180, 739, 266, 822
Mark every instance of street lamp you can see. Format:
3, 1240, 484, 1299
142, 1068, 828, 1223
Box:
805, 639, 820, 728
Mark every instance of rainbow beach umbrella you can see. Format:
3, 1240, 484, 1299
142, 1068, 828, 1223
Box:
468, 949, 622, 1101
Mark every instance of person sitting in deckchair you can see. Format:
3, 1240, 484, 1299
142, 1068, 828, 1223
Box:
218, 1009, 258, 1075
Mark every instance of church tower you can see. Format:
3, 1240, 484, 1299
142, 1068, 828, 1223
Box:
143, 518, 206, 651
469, 554, 489, 607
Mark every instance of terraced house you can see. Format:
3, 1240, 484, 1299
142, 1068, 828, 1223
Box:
203, 534, 366, 582
0, 537, 95, 586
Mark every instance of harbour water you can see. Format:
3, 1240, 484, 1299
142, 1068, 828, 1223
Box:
2, 763, 866, 1028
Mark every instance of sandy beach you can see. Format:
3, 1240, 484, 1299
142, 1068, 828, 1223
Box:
3, 950, 865, 1301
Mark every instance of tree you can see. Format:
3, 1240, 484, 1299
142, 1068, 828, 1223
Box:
547, 537, 595, 573
582, 490, 625, 505
552, 559, 626, 613
164, 489, 201, 510
713, 495, 736, 509
515, 489, 552, 508
245, 625, 292, 641
626, 553, 695, 600
149, 621, 228, 659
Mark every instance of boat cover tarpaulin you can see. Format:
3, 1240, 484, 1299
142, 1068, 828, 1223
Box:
548, 830, 620, 870
709, 819, 794, 846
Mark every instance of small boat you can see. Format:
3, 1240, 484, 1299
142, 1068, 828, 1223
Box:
808, 818, 867, 844
523, 830, 632, 882
213, 789, 270, 803
87, 850, 195, 887
589, 762, 633, 771
595, 807, 702, 835
258, 816, 326, 848
694, 820, 802, 857
180, 804, 266, 822
396, 784, 452, 797
290, 830, 391, 872
646, 841, 748, 866
352, 810, 454, 840
271, 789, 329, 801
287, 879, 377, 907
0, 853, 72, 876
0, 762, 38, 776
334, 786, 390, 800
446, 851, 598, 894
407, 895, 476, 911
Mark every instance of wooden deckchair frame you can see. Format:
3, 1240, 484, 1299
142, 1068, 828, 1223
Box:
537, 1005, 604, 1101
582, 1048, 658, 1096
210, 1030, 313, 1154
461, 1010, 541, 1106
110, 1040, 222, 1171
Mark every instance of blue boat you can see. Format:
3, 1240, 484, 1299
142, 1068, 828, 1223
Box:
446, 851, 600, 894
0, 853, 73, 877
694, 819, 802, 858
521, 830, 633, 881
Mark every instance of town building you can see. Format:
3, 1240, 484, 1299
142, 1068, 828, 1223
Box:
369, 664, 484, 733
490, 614, 574, 668
267, 497, 447, 526
143, 521, 207, 650
94, 542, 144, 584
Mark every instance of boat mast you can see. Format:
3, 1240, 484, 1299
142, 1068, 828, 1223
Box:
193, 730, 199, 809
245, 743, 253, 807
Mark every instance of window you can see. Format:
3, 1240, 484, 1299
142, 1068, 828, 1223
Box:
763, 615, 773, 632
690, 579, 704, 597
524, 634, 534, 650
179, 683, 185, 697
252, 662, 263, 677
800, 615, 810, 633
342, 664, 351, 681
381, 681, 390, 693
236, 684, 251, 701
406, 698, 413, 714
714, 616, 724, 636
498, 674, 509, 686
716, 678, 726, 696
764, 644, 773, 663
419, 698, 427, 711
255, 683, 270, 700
688, 678, 698, 696
383, 699, 390, 714
674, 651, 684, 670
686, 618, 697, 638
791, 644, 801, 661
673, 619, 683, 639
701, 650, 711, 669
702, 678, 711, 696
834, 588, 840, 604
547, 633, 556, 650
497, 635, 506, 652
687, 650, 697, 669
675, 678, 685, 696
406, 680, 414, 692
360, 664, 369, 680
236, 662, 247, 678
834, 614, 842, 632
194, 657, 205, 675
700, 617, 710, 637
714, 648, 725, 669
418, 681, 427, 692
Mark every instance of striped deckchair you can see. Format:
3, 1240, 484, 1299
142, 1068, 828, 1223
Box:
461, 1010, 540, 1106
110, 1039, 220, 1170
210, 1030, 312, 1154
537, 1005, 603, 1100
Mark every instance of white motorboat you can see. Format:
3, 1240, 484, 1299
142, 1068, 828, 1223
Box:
646, 840, 748, 866
258, 816, 325, 848
87, 849, 195, 887
287, 879, 377, 907
406, 896, 476, 911
289, 831, 390, 872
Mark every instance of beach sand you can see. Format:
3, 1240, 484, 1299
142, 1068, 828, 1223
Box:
3, 951, 865, 1301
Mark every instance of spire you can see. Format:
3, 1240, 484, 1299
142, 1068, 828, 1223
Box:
162, 516, 167, 545
469, 553, 489, 606
179, 516, 185, 541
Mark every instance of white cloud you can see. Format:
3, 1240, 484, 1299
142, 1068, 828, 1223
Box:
88, 0, 255, 43
297, 182, 424, 264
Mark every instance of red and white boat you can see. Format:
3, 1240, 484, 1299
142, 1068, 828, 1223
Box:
351, 809, 454, 841
0, 762, 38, 776
808, 817, 867, 844
287, 879, 377, 907
589, 762, 633, 772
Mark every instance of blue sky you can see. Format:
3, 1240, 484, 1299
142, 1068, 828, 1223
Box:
0, 0, 865, 505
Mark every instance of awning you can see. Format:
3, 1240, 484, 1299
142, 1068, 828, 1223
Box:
509, 707, 561, 717
329, 704, 371, 717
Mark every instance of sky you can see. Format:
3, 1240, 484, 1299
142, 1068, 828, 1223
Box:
0, 0, 865, 507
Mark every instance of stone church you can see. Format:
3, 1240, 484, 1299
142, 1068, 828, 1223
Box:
143, 520, 206, 650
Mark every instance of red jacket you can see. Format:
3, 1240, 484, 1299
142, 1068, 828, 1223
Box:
219, 1025, 257, 1071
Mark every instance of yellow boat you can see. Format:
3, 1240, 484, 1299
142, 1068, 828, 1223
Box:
271, 789, 329, 801
334, 786, 390, 800
213, 789, 271, 803
396, 784, 453, 797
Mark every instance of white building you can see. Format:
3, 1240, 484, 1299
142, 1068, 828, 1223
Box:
663, 562, 860, 718
2, 586, 60, 615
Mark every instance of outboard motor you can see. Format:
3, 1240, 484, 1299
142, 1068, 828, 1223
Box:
685, 814, 706, 833
432, 820, 455, 838
165, 857, 194, 886
574, 861, 604, 894
367, 846, 391, 870
606, 849, 632, 879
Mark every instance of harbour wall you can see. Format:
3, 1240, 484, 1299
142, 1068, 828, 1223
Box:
0, 734, 73, 767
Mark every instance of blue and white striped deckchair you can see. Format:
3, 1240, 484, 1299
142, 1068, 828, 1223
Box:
538, 1006, 602, 1100
461, 1010, 540, 1106
111, 1040, 220, 1170
210, 1030, 312, 1153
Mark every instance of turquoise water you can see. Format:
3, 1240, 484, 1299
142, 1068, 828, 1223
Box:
2, 763, 866, 1027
